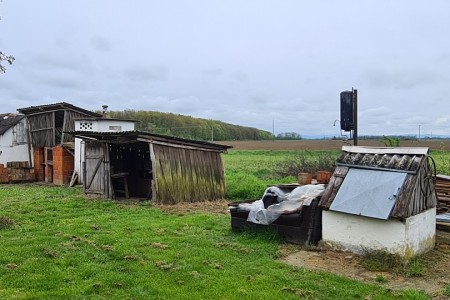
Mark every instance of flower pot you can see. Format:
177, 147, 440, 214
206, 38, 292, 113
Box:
316, 171, 332, 183
298, 173, 312, 185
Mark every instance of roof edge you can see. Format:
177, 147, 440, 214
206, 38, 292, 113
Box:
341, 146, 429, 155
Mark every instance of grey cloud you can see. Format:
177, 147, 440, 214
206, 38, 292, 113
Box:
125, 65, 168, 82
232, 71, 248, 82
360, 107, 391, 118
201, 67, 223, 78
90, 36, 112, 52
362, 68, 438, 90
36, 76, 81, 89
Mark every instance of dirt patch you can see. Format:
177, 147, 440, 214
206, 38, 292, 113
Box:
151, 199, 230, 215
279, 230, 450, 298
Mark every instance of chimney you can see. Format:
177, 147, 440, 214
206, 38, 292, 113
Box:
102, 105, 108, 118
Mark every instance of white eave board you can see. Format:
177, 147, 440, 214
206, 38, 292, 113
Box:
341, 146, 429, 156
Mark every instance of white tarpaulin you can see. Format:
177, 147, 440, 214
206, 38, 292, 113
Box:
246, 184, 325, 225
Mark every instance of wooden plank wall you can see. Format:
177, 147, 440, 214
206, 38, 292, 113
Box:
393, 157, 437, 219
152, 144, 226, 204
318, 166, 349, 209
28, 113, 54, 147
84, 141, 110, 197
62, 111, 91, 143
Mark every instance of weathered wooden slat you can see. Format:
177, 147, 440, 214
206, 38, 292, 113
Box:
149, 142, 226, 204
319, 166, 349, 209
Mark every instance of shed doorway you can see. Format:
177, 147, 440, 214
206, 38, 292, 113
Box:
108, 142, 153, 199
83, 141, 153, 200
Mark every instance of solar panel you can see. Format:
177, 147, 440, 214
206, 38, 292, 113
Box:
330, 168, 408, 220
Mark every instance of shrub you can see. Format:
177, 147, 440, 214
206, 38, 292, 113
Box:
382, 136, 400, 147
275, 151, 336, 178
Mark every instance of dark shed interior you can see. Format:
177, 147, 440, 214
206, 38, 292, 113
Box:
108, 142, 152, 199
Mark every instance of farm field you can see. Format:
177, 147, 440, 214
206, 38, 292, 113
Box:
220, 139, 450, 151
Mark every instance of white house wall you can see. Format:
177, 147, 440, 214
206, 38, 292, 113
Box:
0, 120, 32, 166
74, 119, 135, 184
322, 208, 436, 259
74, 138, 84, 183
75, 120, 135, 132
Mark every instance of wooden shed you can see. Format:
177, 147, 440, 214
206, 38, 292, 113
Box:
319, 146, 437, 259
69, 130, 231, 204
17, 102, 101, 184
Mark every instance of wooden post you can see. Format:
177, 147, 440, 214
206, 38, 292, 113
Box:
353, 89, 358, 146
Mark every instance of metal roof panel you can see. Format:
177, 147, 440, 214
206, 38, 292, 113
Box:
330, 168, 408, 220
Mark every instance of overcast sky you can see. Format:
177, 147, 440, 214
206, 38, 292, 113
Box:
1, 1, 449, 137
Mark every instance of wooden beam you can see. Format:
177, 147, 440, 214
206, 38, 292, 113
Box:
30, 127, 54, 132
52, 111, 56, 145
137, 137, 224, 153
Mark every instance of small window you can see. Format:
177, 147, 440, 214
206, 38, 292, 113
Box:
109, 126, 122, 131
79, 122, 93, 130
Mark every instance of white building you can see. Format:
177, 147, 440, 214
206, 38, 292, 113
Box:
74, 118, 137, 183
0, 113, 32, 166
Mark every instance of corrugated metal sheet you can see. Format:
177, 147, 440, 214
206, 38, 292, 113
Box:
330, 168, 408, 220
337, 149, 423, 173
67, 130, 232, 152
0, 114, 25, 136
17, 102, 101, 118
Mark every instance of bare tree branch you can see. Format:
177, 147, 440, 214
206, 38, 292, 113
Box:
0, 51, 15, 74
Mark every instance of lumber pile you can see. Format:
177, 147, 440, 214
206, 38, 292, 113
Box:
436, 174, 450, 214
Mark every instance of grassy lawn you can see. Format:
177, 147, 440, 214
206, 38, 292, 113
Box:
0, 185, 429, 299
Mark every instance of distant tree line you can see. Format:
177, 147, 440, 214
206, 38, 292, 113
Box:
108, 110, 273, 141
276, 132, 302, 140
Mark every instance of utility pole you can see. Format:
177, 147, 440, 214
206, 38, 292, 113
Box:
272, 119, 275, 141
211, 124, 214, 142
352, 88, 358, 146
418, 125, 421, 140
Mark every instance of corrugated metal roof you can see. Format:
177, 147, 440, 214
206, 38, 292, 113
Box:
67, 130, 232, 151
0, 113, 25, 135
337, 146, 427, 173
17, 102, 101, 117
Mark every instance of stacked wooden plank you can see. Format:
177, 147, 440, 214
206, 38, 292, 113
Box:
436, 174, 450, 214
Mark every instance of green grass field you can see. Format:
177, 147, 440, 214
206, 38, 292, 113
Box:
0, 185, 430, 299
2, 148, 450, 299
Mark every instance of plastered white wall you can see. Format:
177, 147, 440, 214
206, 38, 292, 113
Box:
75, 119, 135, 132
322, 208, 436, 258
74, 138, 84, 182
0, 120, 32, 165
74, 119, 135, 184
